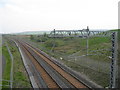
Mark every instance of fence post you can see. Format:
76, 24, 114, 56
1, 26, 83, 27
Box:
109, 32, 118, 88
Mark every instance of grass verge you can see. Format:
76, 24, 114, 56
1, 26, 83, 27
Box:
2, 44, 11, 88
7, 40, 31, 88
2, 38, 31, 88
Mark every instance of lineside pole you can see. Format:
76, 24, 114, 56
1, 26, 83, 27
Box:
86, 35, 89, 56
50, 29, 56, 52
86, 26, 89, 56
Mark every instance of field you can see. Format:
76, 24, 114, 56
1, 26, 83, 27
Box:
2, 43, 11, 88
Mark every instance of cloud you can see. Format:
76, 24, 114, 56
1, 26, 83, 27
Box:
0, 0, 119, 33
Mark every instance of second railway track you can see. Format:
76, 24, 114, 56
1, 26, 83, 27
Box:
17, 40, 90, 89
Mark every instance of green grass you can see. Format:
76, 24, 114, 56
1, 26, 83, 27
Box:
0, 46, 2, 54
88, 37, 110, 46
7, 40, 31, 88
61, 59, 109, 87
25, 35, 111, 63
2, 44, 11, 88
0, 38, 2, 89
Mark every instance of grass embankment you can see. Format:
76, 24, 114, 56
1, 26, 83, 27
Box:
0, 46, 1, 88
0, 45, 2, 54
2, 38, 31, 88
2, 44, 11, 88
60, 59, 109, 86
7, 40, 31, 88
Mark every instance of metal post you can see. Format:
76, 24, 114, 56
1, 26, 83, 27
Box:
86, 36, 89, 55
51, 29, 56, 52
54, 29, 56, 38
86, 26, 89, 56
109, 32, 118, 88
53, 29, 56, 51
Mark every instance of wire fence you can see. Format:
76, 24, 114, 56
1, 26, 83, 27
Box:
47, 30, 118, 88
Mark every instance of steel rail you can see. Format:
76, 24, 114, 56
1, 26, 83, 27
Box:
21, 45, 48, 88
23, 44, 75, 88
19, 42, 60, 88
24, 41, 102, 88
24, 42, 88, 89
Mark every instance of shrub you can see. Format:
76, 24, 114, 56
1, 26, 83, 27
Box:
38, 37, 48, 42
30, 35, 34, 40
45, 40, 58, 47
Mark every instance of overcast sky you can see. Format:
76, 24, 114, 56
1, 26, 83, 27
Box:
0, 0, 119, 33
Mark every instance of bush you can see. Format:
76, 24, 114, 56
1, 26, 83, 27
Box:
30, 35, 34, 40
45, 40, 58, 47
36, 39, 41, 42
36, 37, 48, 42
40, 37, 48, 42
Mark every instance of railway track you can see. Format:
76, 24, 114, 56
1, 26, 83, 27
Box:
17, 40, 90, 89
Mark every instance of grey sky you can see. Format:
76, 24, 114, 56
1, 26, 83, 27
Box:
0, 0, 119, 33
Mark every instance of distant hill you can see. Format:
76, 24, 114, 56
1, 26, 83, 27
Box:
14, 29, 110, 35
109, 29, 119, 32
2, 29, 118, 35
13, 31, 51, 35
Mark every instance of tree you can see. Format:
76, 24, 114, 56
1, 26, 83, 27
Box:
43, 32, 48, 37
30, 35, 34, 40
